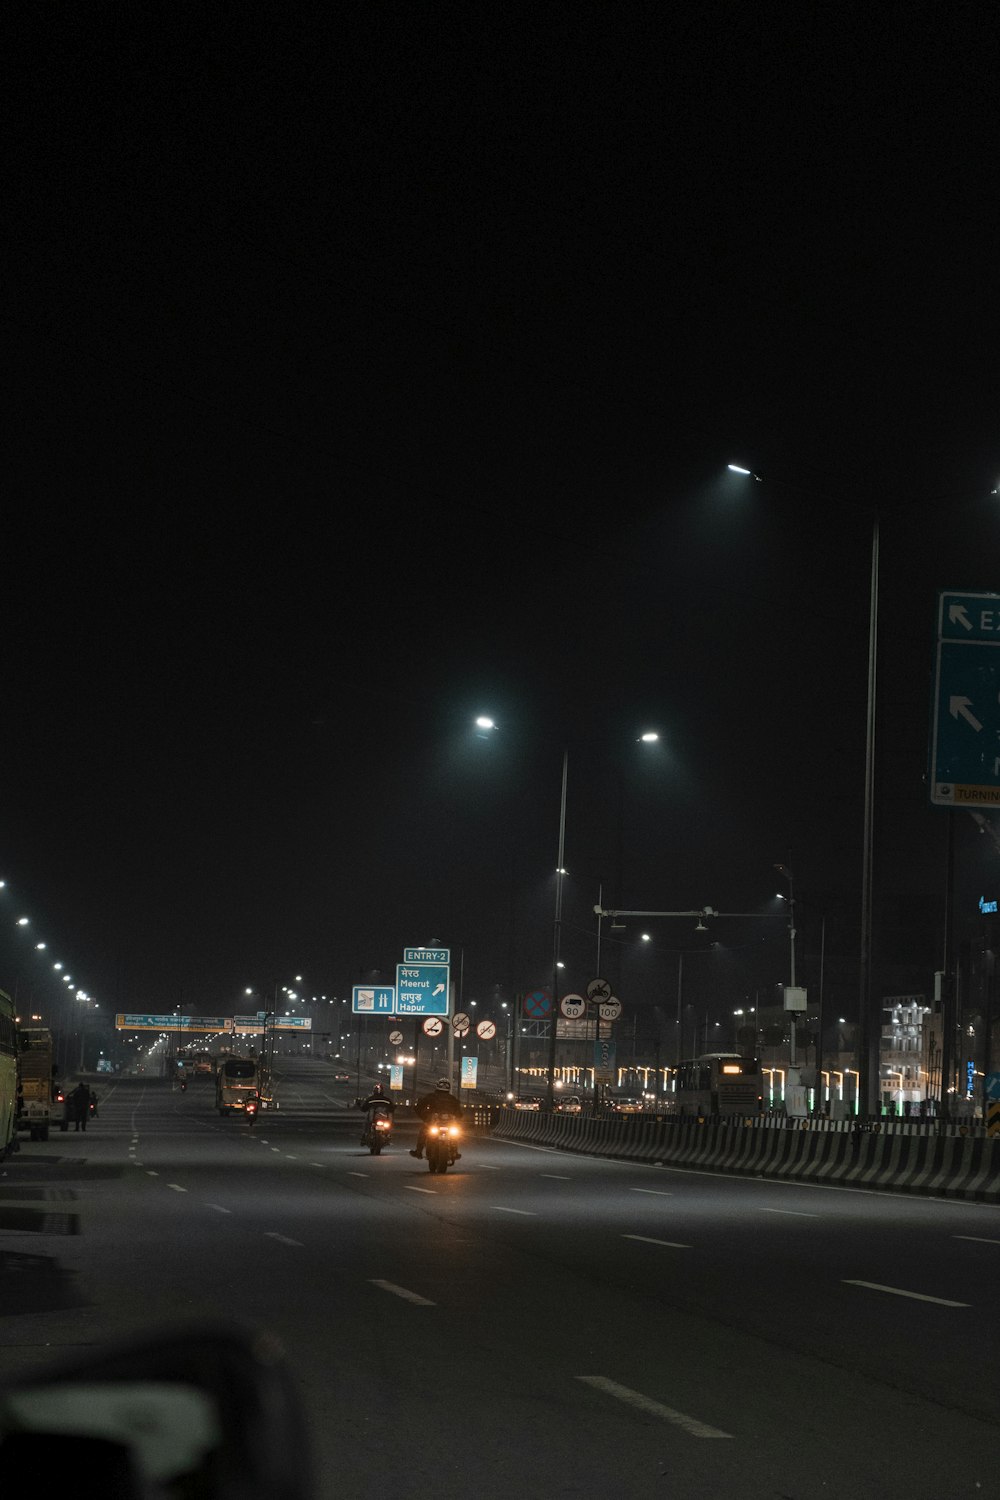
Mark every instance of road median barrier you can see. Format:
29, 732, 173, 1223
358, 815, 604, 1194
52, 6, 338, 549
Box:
488, 1109, 1000, 1202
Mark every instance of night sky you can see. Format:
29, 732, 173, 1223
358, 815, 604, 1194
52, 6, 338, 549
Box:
4, 6, 997, 1036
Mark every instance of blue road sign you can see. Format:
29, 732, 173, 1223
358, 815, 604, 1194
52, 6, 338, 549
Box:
352, 985, 397, 1015
395, 963, 450, 1015
930, 591, 1000, 809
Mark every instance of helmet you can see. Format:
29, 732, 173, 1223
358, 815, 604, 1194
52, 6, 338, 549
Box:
435, 1078, 451, 1092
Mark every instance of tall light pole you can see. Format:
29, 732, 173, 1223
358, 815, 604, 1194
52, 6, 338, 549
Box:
730, 465, 880, 1116
476, 717, 662, 1111
775, 863, 799, 1072
545, 750, 569, 1111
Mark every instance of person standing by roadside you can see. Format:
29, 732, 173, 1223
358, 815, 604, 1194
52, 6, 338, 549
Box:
69, 1081, 92, 1132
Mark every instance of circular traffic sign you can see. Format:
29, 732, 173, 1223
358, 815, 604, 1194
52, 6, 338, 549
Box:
523, 989, 552, 1018
560, 993, 586, 1019
587, 977, 613, 1002
476, 1019, 496, 1040
422, 1016, 444, 1037
389, 1029, 403, 1046
452, 1012, 471, 1036
598, 997, 622, 1021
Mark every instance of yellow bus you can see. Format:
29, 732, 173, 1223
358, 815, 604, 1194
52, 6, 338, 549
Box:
0, 989, 18, 1161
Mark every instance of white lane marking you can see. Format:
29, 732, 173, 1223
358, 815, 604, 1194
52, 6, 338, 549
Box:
405, 1186, 437, 1195
285, 1155, 299, 1161
265, 1232, 304, 1248
311, 1162, 325, 1168
577, 1376, 732, 1439
759, 1207, 819, 1218
206, 1204, 232, 1214
622, 1234, 690, 1249
479, 1164, 502, 1170
493, 1206, 537, 1216
167, 1184, 187, 1193
843, 1279, 970, 1307
542, 1174, 571, 1181
270, 1147, 281, 1153
370, 1279, 435, 1306
629, 1188, 673, 1197
145, 1171, 159, 1177
348, 1171, 368, 1178
258, 1139, 269, 1144
953, 1235, 1000, 1246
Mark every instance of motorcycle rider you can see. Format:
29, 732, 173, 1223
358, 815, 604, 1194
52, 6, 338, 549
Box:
410, 1077, 462, 1159
358, 1081, 395, 1144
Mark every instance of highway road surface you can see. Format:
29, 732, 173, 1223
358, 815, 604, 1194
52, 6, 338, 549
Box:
1, 1057, 997, 1499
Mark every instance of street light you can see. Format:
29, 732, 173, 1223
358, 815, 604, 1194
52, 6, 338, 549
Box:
728, 463, 879, 1117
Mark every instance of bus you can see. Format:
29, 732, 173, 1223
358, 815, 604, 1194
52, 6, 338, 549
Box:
667, 1053, 762, 1118
0, 989, 18, 1160
215, 1055, 263, 1115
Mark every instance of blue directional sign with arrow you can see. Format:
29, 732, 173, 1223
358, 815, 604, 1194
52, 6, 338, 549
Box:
930, 590, 1000, 809
395, 961, 450, 1015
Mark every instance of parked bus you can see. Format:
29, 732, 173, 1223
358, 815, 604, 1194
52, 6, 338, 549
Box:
667, 1052, 762, 1118
0, 989, 17, 1161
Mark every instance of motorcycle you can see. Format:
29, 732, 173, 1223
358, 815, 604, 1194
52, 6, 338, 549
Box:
363, 1105, 393, 1155
244, 1094, 259, 1127
425, 1113, 461, 1174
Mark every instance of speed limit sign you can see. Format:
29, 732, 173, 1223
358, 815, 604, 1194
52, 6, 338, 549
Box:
599, 997, 622, 1021
560, 993, 586, 1019
422, 1016, 444, 1037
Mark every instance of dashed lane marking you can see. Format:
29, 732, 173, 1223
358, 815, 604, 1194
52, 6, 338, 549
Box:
844, 1279, 969, 1307
542, 1174, 571, 1181
265, 1232, 303, 1248
577, 1376, 732, 1438
953, 1235, 1000, 1246
206, 1204, 232, 1214
167, 1184, 187, 1193
493, 1206, 536, 1215
628, 1188, 673, 1196
405, 1186, 436, 1195
622, 1234, 690, 1249
370, 1280, 435, 1306
145, 1171, 159, 1177
759, 1207, 819, 1218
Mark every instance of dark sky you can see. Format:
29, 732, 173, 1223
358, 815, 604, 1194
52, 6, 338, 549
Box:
3, 5, 997, 1031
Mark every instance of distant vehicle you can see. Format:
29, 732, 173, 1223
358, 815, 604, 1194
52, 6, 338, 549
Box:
216, 1057, 263, 1116
665, 1053, 763, 1118
332, 1071, 351, 1083
0, 989, 17, 1161
513, 1095, 542, 1111
555, 1094, 582, 1113
609, 1095, 644, 1114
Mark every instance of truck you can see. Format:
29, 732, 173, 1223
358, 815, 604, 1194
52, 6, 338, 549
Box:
16, 1027, 57, 1141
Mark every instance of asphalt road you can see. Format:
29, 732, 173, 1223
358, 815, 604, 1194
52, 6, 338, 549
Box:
1, 1057, 998, 1499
